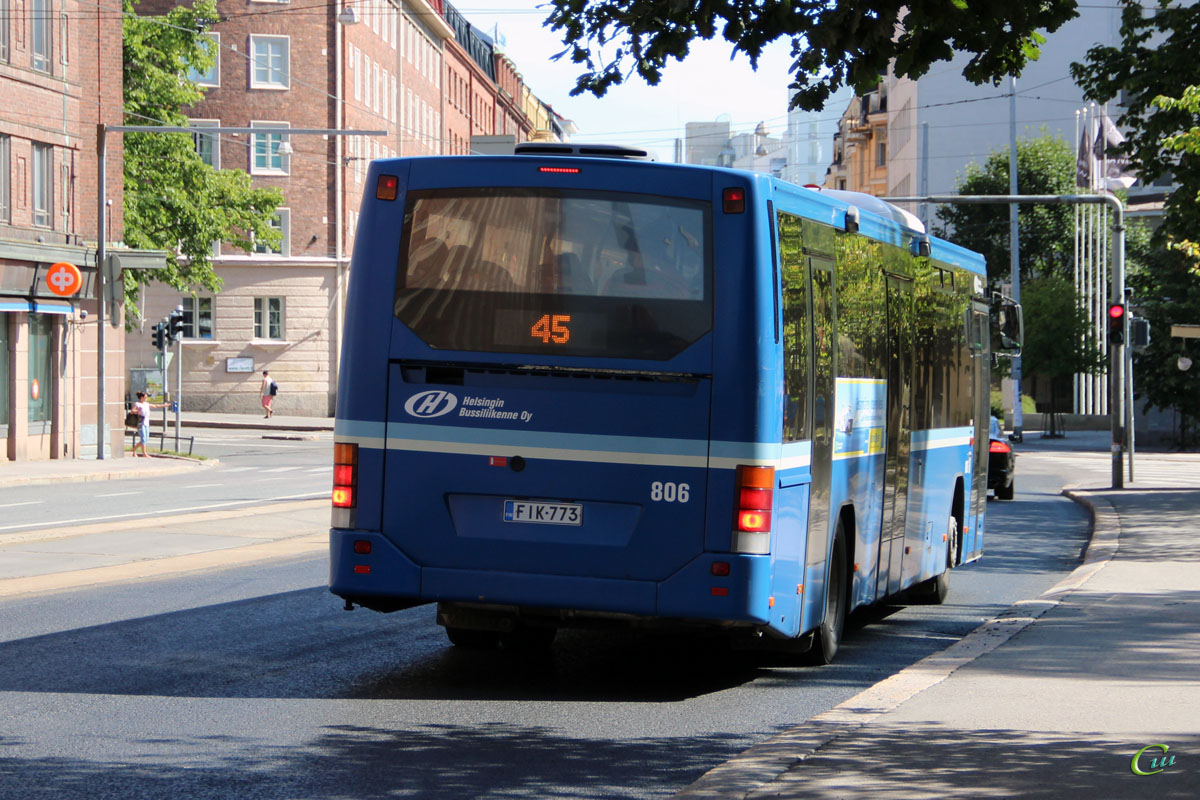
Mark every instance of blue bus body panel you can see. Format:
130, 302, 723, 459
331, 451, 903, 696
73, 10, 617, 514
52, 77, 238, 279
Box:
332, 154, 993, 640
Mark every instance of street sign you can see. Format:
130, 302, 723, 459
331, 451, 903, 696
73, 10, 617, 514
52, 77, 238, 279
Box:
46, 262, 83, 297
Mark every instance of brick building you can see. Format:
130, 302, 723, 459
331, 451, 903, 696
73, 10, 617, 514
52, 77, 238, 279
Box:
128, 0, 568, 416
1, 0, 163, 461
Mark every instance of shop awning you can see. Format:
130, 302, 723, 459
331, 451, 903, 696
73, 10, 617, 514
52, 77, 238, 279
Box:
0, 298, 75, 314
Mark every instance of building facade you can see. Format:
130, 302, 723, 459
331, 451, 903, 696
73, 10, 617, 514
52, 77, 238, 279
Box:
128, 0, 566, 416
1, 0, 164, 461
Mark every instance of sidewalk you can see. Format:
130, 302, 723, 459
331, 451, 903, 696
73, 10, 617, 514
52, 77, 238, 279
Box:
677, 439, 1200, 799
0, 411, 332, 488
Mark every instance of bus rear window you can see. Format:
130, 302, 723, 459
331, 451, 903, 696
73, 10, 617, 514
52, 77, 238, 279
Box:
394, 188, 712, 360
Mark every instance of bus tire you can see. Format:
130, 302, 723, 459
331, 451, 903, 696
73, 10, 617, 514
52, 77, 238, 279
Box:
805, 526, 848, 666
445, 627, 501, 649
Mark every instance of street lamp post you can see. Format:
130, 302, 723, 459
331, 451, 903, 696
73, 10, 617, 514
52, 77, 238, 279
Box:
95, 125, 385, 459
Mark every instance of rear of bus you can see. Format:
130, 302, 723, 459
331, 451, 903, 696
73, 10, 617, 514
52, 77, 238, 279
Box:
330, 152, 782, 643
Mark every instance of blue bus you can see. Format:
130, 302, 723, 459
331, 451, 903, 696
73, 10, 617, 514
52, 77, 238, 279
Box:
330, 144, 1020, 663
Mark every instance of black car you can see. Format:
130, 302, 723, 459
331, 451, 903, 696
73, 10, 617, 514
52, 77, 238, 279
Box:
988, 436, 1015, 500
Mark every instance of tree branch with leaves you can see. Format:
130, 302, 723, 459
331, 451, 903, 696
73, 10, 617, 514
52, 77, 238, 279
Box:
544, 0, 1079, 111
122, 0, 282, 320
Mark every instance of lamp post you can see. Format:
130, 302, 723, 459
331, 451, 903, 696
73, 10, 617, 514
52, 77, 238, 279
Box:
95, 125, 385, 459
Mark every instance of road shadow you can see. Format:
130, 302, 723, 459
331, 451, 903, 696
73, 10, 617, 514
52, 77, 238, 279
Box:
711, 722, 1200, 799
0, 720, 755, 800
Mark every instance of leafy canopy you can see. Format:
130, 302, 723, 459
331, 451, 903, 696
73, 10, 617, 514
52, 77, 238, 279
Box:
544, 0, 1079, 111
933, 134, 1076, 285
122, 0, 282, 316
1071, 1, 1200, 272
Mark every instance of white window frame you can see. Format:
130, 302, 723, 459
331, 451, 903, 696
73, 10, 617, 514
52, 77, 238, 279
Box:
254, 297, 285, 341
181, 295, 215, 340
254, 208, 290, 257
32, 143, 53, 228
249, 34, 290, 90
191, 119, 220, 168
0, 134, 9, 223
187, 33, 220, 87
250, 122, 290, 175
31, 0, 51, 73
1, 0, 10, 63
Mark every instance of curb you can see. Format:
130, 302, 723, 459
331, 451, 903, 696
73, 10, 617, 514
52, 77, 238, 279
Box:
673, 487, 1120, 800
0, 457, 215, 489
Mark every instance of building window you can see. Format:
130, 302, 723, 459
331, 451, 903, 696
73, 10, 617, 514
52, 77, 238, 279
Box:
28, 314, 52, 422
254, 297, 284, 340
191, 119, 220, 168
181, 296, 214, 339
0, 134, 9, 223
250, 122, 289, 174
32, 143, 53, 228
1, 0, 11, 63
254, 208, 289, 256
250, 35, 289, 89
876, 139, 886, 167
187, 33, 220, 87
0, 317, 9, 427
31, 0, 51, 73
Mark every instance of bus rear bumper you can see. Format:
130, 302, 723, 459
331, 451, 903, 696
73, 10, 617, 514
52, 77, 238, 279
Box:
330, 529, 774, 628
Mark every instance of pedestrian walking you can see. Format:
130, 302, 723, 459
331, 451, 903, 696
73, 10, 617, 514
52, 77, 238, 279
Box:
132, 391, 166, 457
261, 370, 277, 418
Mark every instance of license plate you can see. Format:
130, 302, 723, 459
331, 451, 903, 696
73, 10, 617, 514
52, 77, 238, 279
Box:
503, 500, 583, 526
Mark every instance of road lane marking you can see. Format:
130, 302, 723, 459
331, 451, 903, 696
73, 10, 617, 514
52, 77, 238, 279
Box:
0, 492, 325, 534
93, 492, 143, 498
0, 501, 44, 508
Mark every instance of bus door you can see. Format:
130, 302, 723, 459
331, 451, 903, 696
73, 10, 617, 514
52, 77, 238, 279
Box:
880, 275, 914, 597
801, 258, 836, 628
966, 302, 991, 559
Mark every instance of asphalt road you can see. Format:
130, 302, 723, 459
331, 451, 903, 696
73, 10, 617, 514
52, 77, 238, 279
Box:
0, 449, 1089, 799
0, 429, 333, 534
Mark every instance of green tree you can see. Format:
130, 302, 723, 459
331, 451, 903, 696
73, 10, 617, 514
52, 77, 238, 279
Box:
1071, 2, 1200, 268
933, 134, 1076, 285
122, 0, 282, 316
1127, 243, 1200, 447
1019, 274, 1106, 435
544, 0, 1079, 111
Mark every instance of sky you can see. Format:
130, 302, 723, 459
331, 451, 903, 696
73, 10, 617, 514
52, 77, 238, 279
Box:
462, 3, 801, 162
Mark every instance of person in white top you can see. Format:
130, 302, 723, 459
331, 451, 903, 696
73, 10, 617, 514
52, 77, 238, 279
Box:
133, 391, 167, 457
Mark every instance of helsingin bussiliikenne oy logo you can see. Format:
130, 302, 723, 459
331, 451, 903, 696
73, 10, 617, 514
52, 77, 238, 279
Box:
404, 390, 458, 419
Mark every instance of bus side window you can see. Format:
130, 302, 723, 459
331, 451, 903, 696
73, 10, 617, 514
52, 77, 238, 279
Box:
779, 211, 809, 443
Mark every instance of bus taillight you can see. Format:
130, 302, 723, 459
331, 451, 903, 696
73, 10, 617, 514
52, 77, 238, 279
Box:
333, 443, 358, 509
734, 465, 774, 554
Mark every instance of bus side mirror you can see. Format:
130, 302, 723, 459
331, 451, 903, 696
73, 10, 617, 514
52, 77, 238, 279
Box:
990, 293, 1023, 357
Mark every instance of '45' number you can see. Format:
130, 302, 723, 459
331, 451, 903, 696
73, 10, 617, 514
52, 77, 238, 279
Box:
650, 481, 690, 503
531, 314, 571, 344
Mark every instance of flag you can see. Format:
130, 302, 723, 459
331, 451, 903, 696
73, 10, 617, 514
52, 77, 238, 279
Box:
1094, 115, 1137, 191
1076, 119, 1096, 189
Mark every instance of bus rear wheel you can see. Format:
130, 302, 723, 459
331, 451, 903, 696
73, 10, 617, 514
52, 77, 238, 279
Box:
913, 515, 956, 604
805, 526, 848, 666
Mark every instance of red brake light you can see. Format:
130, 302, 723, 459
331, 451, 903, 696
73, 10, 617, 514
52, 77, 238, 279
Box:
735, 465, 775, 534
353, 540, 372, 555
376, 174, 399, 201
723, 187, 746, 214
333, 442, 359, 509
989, 439, 1012, 454
738, 510, 772, 532
539, 166, 581, 174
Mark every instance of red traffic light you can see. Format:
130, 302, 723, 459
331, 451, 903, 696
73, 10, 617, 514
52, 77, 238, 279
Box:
1108, 303, 1126, 320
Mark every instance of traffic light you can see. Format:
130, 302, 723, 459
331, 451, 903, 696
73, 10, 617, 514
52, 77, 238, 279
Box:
168, 309, 185, 342
1107, 302, 1126, 346
151, 322, 165, 350
1131, 317, 1151, 351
